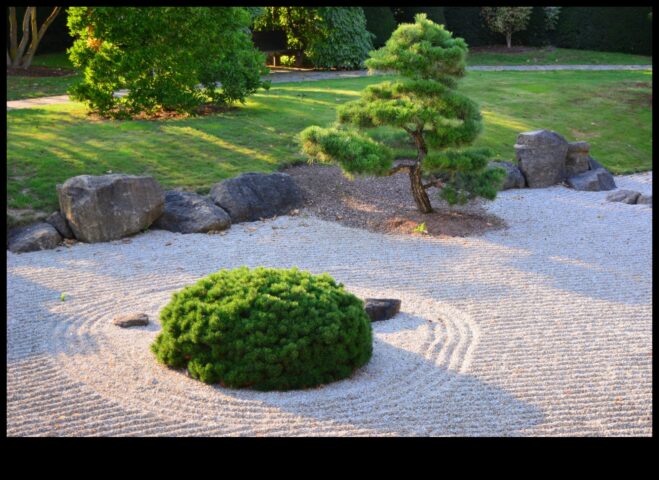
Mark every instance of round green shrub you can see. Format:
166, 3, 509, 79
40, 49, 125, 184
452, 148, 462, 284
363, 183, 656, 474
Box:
151, 267, 373, 391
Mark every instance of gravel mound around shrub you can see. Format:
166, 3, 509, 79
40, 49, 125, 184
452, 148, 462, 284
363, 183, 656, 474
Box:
6, 173, 652, 436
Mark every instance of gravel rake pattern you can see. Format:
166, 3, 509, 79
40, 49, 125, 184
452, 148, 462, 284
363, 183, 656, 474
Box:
7, 173, 652, 436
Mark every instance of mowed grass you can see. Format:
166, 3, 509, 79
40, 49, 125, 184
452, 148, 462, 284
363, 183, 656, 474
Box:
467, 47, 652, 66
7, 52, 79, 101
6, 48, 653, 101
7, 70, 652, 215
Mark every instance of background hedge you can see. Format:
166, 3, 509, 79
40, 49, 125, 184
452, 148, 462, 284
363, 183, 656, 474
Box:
10, 7, 653, 59
555, 7, 652, 55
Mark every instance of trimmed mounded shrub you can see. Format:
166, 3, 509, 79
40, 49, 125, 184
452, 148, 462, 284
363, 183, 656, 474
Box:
151, 267, 373, 391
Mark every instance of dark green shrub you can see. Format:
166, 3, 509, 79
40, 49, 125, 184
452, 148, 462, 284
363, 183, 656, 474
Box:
306, 7, 374, 69
151, 267, 373, 391
444, 7, 498, 47
66, 7, 269, 118
253, 7, 373, 69
362, 7, 397, 48
517, 7, 557, 47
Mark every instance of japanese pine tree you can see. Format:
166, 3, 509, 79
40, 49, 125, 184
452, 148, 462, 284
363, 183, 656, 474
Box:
300, 14, 503, 214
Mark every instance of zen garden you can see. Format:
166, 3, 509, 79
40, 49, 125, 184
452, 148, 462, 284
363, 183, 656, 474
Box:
6, 6, 652, 437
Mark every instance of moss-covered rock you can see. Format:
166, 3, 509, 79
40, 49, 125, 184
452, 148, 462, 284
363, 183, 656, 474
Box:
151, 267, 373, 391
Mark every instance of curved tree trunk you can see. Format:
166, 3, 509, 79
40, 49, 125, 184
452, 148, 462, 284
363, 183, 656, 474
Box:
409, 162, 433, 213
409, 130, 433, 213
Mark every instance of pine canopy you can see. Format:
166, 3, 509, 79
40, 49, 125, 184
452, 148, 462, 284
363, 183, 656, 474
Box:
300, 14, 504, 213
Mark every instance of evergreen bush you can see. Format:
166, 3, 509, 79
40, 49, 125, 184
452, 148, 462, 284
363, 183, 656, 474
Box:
151, 267, 373, 391
300, 14, 504, 214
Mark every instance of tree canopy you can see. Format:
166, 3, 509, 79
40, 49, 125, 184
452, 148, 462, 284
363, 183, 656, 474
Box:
67, 7, 269, 118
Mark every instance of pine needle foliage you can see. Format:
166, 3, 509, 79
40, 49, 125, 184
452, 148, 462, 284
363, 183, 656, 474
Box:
300, 14, 504, 213
151, 267, 373, 391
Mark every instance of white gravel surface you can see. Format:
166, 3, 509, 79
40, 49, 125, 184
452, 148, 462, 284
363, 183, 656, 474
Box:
7, 173, 652, 436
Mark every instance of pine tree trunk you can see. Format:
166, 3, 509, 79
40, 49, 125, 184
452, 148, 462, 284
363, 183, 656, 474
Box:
409, 131, 433, 213
409, 162, 433, 213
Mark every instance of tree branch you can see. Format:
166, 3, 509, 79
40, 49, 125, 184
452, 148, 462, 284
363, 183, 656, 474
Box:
386, 159, 416, 176
23, 7, 62, 69
9, 7, 18, 61
14, 7, 34, 67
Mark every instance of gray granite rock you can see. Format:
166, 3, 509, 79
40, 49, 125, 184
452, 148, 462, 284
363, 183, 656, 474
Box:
565, 142, 592, 176
113, 313, 149, 328
57, 174, 164, 243
636, 194, 652, 206
566, 168, 616, 191
210, 172, 303, 223
514, 130, 569, 188
7, 222, 62, 253
489, 160, 526, 190
153, 190, 231, 234
606, 190, 641, 204
364, 298, 401, 322
45, 211, 74, 239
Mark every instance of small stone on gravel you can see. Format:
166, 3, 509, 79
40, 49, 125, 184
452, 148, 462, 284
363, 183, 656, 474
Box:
112, 313, 149, 328
364, 298, 402, 322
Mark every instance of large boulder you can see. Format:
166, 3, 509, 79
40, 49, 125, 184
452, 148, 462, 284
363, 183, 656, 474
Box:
45, 211, 74, 239
57, 174, 164, 243
7, 222, 62, 253
210, 172, 303, 223
565, 141, 591, 176
514, 130, 569, 188
152, 190, 231, 234
606, 190, 641, 204
489, 160, 526, 190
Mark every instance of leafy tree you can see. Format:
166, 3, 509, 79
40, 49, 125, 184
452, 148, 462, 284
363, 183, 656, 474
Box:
300, 14, 504, 214
543, 7, 562, 31
253, 7, 373, 69
66, 7, 269, 118
7, 7, 61, 68
481, 7, 533, 48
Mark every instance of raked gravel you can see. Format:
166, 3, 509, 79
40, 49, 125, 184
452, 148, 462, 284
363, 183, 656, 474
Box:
7, 172, 652, 436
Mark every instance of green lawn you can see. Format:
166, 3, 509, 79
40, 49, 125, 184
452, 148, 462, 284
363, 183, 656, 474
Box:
7, 70, 652, 217
6, 48, 654, 101
7, 52, 79, 101
467, 47, 652, 66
